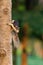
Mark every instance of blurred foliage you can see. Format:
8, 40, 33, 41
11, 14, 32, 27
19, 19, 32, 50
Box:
12, 0, 43, 38
12, 1, 43, 65
12, 10, 43, 35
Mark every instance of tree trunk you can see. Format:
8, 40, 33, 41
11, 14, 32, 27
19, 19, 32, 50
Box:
22, 37, 27, 65
0, 0, 12, 65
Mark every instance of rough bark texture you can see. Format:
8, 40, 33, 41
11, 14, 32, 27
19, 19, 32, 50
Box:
0, 0, 12, 65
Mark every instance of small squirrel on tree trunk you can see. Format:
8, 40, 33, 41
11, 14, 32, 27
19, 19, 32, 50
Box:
7, 20, 20, 48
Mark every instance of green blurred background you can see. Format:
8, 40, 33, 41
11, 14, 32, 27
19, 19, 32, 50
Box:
12, 0, 43, 65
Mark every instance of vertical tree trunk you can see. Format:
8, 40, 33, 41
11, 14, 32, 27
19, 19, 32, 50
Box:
0, 0, 12, 65
22, 37, 27, 65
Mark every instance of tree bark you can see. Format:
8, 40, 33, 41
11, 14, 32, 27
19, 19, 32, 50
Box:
0, 0, 12, 65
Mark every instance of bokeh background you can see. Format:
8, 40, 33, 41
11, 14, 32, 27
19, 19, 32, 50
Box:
12, 0, 43, 65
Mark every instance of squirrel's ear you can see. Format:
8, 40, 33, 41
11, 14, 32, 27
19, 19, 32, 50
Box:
12, 20, 15, 23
